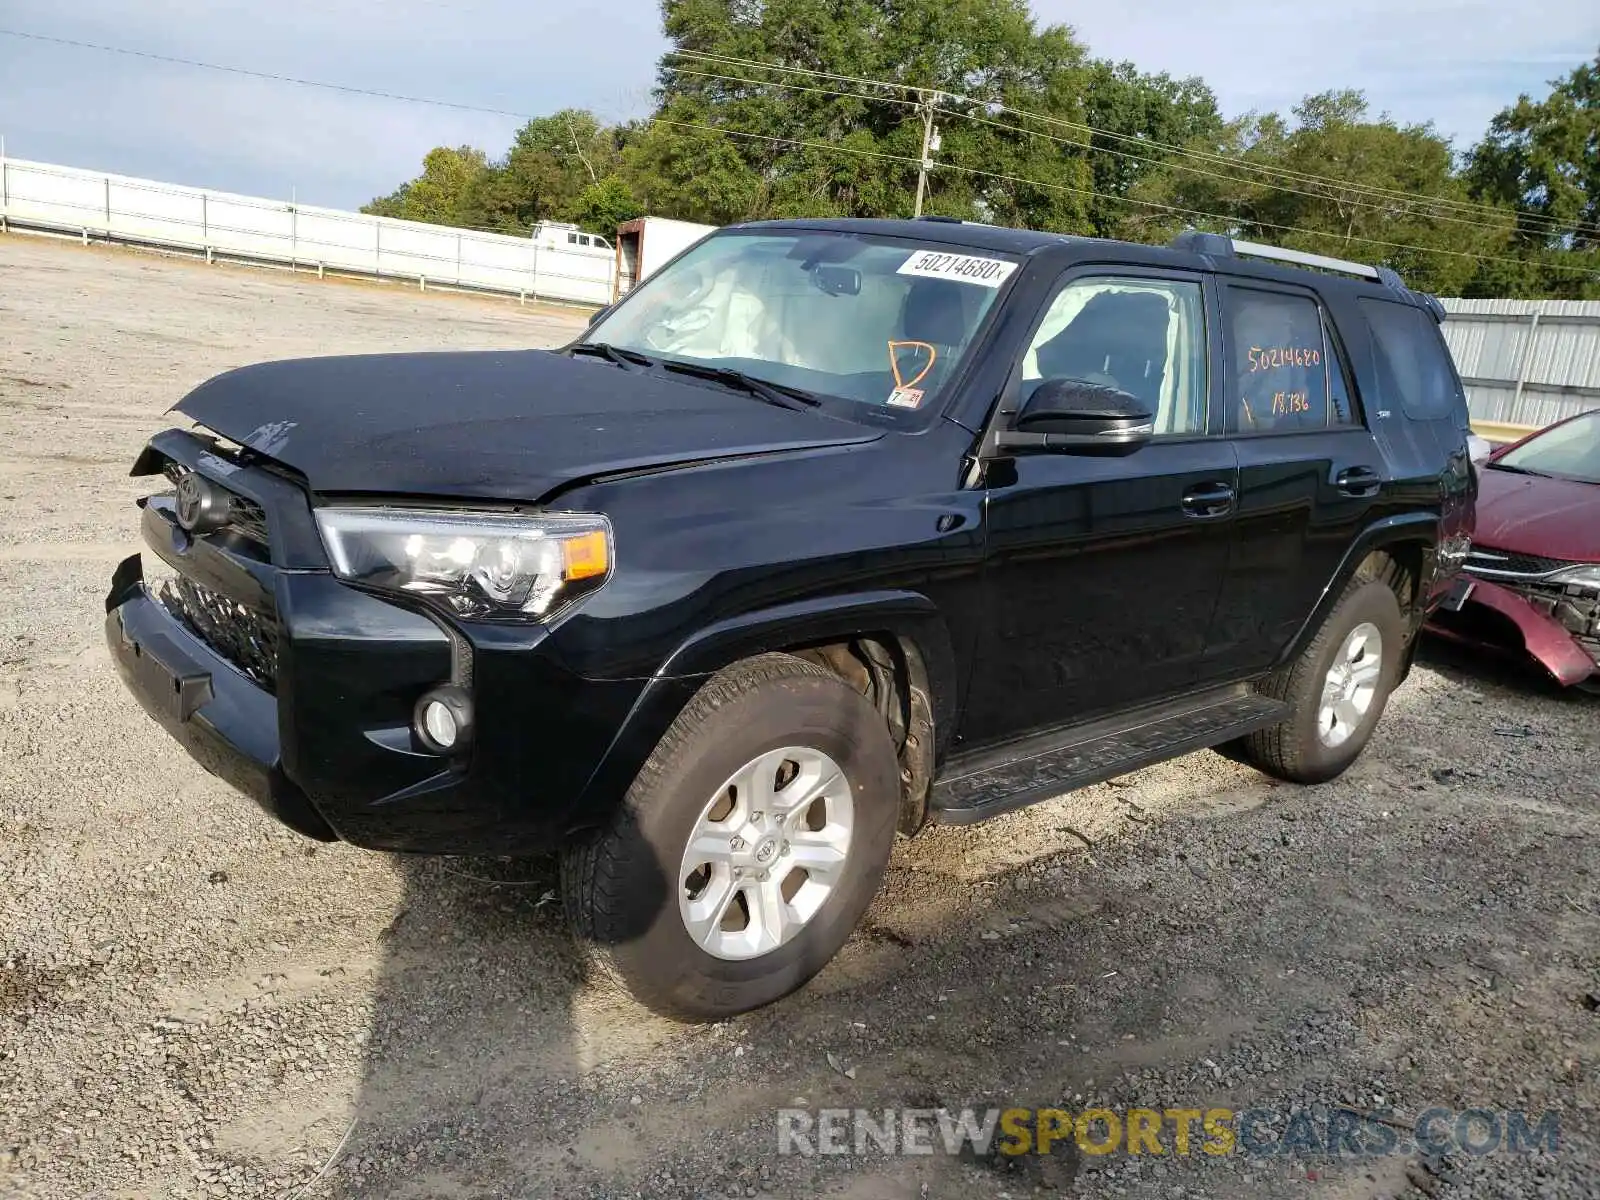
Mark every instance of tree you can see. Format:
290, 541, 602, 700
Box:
1078, 60, 1224, 237
362, 20, 1599, 297
471, 110, 623, 232
363, 145, 488, 225
622, 109, 763, 222
1122, 92, 1510, 295
575, 175, 644, 236
1467, 49, 1600, 296
640, 0, 1097, 230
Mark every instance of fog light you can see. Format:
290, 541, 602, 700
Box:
414, 686, 472, 754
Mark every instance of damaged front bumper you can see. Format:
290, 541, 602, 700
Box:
105, 555, 338, 841
104, 427, 652, 855
1425, 575, 1600, 688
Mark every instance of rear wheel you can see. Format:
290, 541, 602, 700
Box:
560, 653, 900, 1021
1233, 575, 1406, 784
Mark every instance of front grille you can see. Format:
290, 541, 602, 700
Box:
228, 496, 270, 547
160, 462, 270, 556
1464, 546, 1572, 580
156, 574, 280, 690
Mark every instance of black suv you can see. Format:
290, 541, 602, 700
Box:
105, 218, 1476, 1019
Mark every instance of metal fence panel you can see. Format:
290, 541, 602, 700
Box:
1439, 297, 1600, 432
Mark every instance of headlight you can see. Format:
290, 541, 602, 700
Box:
314, 507, 612, 621
1547, 564, 1600, 591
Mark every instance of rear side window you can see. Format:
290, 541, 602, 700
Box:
1363, 299, 1465, 425
1225, 287, 1357, 434
1360, 298, 1462, 422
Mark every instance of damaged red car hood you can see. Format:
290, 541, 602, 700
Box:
1474, 466, 1600, 563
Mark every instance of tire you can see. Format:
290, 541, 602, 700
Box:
560, 652, 901, 1021
1234, 574, 1407, 784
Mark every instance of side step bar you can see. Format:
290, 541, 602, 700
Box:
930, 684, 1289, 825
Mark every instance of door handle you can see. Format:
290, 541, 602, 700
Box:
1181, 481, 1235, 518
1335, 466, 1381, 497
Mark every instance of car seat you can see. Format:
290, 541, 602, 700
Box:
1032, 291, 1171, 411
895, 279, 972, 391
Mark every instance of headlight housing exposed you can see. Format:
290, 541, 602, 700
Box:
1547, 564, 1600, 592
314, 507, 612, 621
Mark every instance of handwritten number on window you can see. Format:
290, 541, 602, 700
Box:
1247, 346, 1321, 373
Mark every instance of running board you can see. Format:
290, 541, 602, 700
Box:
930, 685, 1290, 825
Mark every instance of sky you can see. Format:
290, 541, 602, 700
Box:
0, 0, 1595, 212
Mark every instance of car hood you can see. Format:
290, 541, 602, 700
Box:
173, 349, 880, 502
1475, 465, 1600, 562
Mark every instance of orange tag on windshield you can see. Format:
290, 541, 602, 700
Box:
888, 341, 937, 390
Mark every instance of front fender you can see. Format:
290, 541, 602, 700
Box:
567, 589, 959, 834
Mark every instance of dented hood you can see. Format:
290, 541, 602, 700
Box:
1474, 465, 1600, 563
173, 349, 879, 502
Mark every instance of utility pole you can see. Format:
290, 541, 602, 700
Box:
914, 91, 941, 218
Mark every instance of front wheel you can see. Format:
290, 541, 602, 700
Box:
1234, 575, 1407, 784
560, 653, 901, 1021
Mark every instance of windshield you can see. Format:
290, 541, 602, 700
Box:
1492, 410, 1600, 484
585, 230, 1018, 414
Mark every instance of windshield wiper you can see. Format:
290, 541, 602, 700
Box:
568, 342, 659, 371
1486, 462, 1550, 478
658, 360, 822, 411
570, 344, 823, 410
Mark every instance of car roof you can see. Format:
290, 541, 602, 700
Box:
721, 217, 1437, 314
725, 216, 1073, 255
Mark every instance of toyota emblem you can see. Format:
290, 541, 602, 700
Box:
173, 471, 224, 534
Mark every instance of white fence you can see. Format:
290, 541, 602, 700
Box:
0, 156, 616, 306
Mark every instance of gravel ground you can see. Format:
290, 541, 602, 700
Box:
1, 232, 1597, 1200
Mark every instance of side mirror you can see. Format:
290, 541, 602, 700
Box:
998, 379, 1154, 456
588, 305, 610, 327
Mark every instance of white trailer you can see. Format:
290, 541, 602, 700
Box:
613, 216, 718, 301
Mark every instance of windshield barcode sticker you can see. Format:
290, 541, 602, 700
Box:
897, 251, 1017, 288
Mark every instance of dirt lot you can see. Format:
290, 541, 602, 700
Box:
1, 233, 1597, 1200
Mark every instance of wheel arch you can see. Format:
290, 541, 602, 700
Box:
569, 590, 958, 839
1276, 514, 1438, 672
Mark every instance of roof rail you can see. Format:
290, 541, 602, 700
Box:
1169, 230, 1397, 285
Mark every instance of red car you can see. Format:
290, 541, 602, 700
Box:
1429, 409, 1600, 692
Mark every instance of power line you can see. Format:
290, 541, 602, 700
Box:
935, 104, 1522, 239
646, 115, 1600, 278
671, 48, 1600, 240
664, 61, 1534, 239
990, 100, 1600, 241
667, 49, 914, 99
0, 27, 541, 121
668, 49, 1548, 230
4, 27, 1594, 278
8, 27, 1584, 240
666, 66, 921, 110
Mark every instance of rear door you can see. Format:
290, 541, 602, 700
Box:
1202, 281, 1385, 681
959, 267, 1238, 748
1352, 296, 1477, 607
